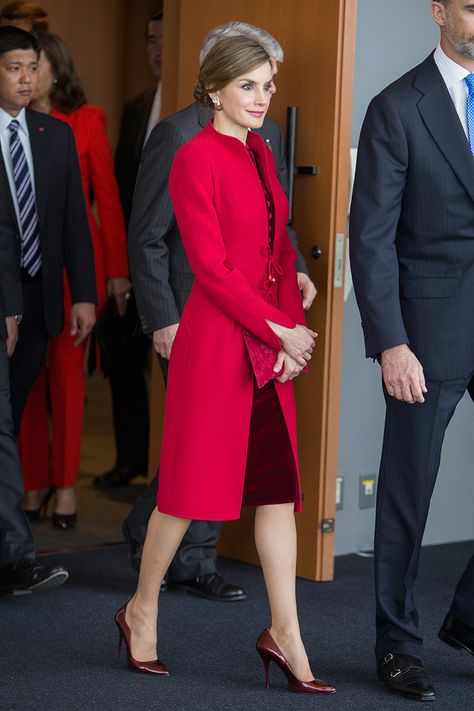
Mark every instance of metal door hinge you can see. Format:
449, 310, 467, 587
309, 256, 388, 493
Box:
334, 233, 344, 288
321, 518, 335, 533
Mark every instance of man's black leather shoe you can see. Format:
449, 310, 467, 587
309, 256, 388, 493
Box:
439, 613, 474, 655
170, 572, 246, 601
122, 520, 168, 591
93, 464, 146, 488
377, 653, 436, 701
0, 559, 69, 595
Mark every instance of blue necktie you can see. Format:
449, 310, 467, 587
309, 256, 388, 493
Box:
464, 73, 474, 156
7, 119, 41, 276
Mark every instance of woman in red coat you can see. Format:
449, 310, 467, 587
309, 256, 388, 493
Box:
115, 37, 335, 694
19, 32, 130, 527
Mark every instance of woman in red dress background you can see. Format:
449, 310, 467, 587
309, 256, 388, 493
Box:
115, 36, 335, 694
19, 32, 130, 527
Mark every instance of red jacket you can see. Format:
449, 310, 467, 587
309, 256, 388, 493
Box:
160, 122, 306, 520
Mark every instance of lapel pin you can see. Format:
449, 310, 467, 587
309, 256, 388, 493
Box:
39, 127, 45, 132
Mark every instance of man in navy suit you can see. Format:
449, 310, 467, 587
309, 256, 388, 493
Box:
350, 0, 474, 701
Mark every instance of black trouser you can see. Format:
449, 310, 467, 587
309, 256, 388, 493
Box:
375, 374, 474, 661
9, 279, 48, 433
107, 331, 149, 471
0, 341, 35, 567
126, 353, 222, 582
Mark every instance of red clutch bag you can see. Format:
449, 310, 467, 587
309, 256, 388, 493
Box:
242, 330, 282, 388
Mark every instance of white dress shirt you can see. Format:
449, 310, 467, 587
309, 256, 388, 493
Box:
0, 106, 36, 235
144, 81, 162, 146
433, 44, 470, 137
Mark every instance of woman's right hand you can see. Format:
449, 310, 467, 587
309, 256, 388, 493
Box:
266, 320, 317, 365
273, 350, 305, 383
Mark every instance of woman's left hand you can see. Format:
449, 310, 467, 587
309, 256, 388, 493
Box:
108, 277, 133, 316
273, 349, 305, 383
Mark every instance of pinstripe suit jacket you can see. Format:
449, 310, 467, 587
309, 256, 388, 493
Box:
350, 53, 474, 381
128, 101, 307, 334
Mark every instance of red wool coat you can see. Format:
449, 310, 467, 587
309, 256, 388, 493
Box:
160, 122, 306, 521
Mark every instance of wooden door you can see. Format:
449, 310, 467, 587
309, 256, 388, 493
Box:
148, 0, 357, 580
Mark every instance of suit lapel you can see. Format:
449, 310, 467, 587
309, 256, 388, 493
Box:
135, 87, 155, 153
415, 54, 474, 204
0, 149, 20, 231
26, 109, 49, 227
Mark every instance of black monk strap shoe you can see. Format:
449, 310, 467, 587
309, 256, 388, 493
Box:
439, 614, 474, 655
170, 572, 247, 602
93, 464, 147, 488
0, 558, 69, 595
122, 520, 168, 591
377, 653, 436, 702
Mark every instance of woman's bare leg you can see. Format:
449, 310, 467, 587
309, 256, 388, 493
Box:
254, 503, 313, 681
125, 508, 191, 661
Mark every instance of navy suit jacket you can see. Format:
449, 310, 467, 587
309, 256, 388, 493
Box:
350, 53, 474, 381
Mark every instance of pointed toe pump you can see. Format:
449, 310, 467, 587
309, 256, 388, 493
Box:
256, 628, 335, 694
115, 604, 169, 675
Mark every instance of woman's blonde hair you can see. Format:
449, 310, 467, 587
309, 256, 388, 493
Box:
193, 35, 271, 108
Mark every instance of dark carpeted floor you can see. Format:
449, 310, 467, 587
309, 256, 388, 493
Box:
1, 541, 473, 711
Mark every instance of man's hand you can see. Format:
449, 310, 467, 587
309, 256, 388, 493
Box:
70, 303, 96, 346
108, 277, 133, 316
381, 344, 427, 404
297, 272, 317, 310
5, 317, 19, 357
153, 323, 179, 360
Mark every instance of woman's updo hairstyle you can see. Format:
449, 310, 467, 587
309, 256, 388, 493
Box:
193, 35, 271, 108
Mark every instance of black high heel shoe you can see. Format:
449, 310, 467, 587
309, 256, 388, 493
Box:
23, 487, 55, 521
52, 512, 78, 530
256, 629, 336, 694
115, 603, 169, 675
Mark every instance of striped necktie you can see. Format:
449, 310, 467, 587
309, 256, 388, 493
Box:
464, 73, 474, 156
8, 119, 41, 276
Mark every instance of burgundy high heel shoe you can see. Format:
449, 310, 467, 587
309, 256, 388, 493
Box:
115, 604, 170, 675
256, 629, 335, 694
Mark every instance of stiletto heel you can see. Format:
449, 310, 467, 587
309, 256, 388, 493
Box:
114, 603, 169, 675
258, 649, 270, 688
256, 629, 335, 694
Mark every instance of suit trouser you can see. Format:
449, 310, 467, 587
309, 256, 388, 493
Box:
0, 341, 35, 567
107, 331, 149, 470
9, 279, 49, 434
126, 353, 222, 582
375, 374, 474, 661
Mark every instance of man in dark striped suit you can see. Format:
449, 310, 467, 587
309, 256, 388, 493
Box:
123, 22, 316, 602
